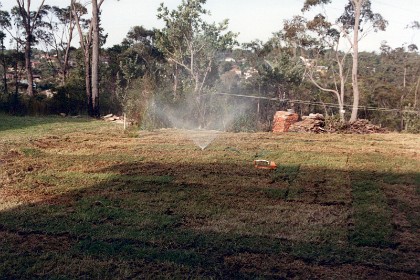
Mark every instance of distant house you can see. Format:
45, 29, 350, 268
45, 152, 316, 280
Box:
6, 69, 25, 81
299, 56, 328, 75
224, 57, 236, 63
315, 65, 328, 75
6, 72, 14, 80
33, 75, 42, 83
299, 56, 315, 67
31, 60, 41, 69
244, 67, 258, 80
40, 89, 56, 98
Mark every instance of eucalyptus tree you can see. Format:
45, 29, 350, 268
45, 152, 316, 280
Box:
117, 26, 163, 94
281, 15, 315, 59
71, 0, 92, 114
156, 0, 237, 99
90, 0, 103, 117
122, 25, 155, 48
11, 0, 50, 96
71, 0, 107, 117
72, 0, 118, 117
0, 3, 11, 95
408, 21, 420, 109
0, 2, 10, 29
304, 14, 350, 121
0, 31, 7, 94
45, 5, 76, 85
156, 0, 237, 128
303, 0, 387, 122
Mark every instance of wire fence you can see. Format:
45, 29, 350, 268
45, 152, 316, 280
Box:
210, 92, 420, 114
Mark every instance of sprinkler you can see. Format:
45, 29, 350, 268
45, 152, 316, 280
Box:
254, 160, 277, 170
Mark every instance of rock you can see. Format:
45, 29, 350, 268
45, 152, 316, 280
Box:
59, 113, 66, 117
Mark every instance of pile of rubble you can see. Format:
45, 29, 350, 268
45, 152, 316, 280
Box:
289, 113, 326, 133
272, 111, 387, 134
102, 114, 123, 123
331, 119, 387, 134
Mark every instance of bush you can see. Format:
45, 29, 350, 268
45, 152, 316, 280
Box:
121, 75, 156, 126
51, 78, 86, 115
403, 107, 420, 133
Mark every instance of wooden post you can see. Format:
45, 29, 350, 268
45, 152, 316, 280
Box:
124, 113, 126, 130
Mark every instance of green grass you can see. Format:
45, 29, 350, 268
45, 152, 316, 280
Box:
0, 114, 419, 278
350, 180, 394, 247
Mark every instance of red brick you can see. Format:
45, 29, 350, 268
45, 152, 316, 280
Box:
272, 111, 299, 133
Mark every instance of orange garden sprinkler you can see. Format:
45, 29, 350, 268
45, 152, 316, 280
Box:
254, 160, 277, 170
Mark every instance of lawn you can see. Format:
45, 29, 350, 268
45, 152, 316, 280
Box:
0, 114, 419, 279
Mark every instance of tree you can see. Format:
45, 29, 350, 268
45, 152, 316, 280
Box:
122, 25, 155, 48
0, 3, 11, 95
44, 5, 76, 85
281, 15, 315, 59
408, 21, 420, 109
71, 0, 92, 115
303, 0, 387, 122
0, 31, 7, 94
156, 0, 237, 98
12, 0, 50, 96
91, 0, 101, 117
303, 14, 350, 121
72, 0, 111, 117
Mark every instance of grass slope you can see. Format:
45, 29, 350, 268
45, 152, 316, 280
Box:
0, 115, 419, 279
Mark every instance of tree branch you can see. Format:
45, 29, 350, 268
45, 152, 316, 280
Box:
30, 0, 46, 33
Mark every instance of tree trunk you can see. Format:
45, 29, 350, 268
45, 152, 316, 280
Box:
14, 40, 19, 96
59, 24, 74, 86
173, 64, 178, 99
16, 0, 46, 96
62, 10, 75, 85
84, 52, 92, 115
72, 0, 94, 116
338, 55, 346, 122
91, 0, 100, 117
1, 40, 7, 95
350, 0, 362, 122
24, 35, 34, 96
414, 75, 420, 108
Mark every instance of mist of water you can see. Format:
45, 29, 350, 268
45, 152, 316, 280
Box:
145, 95, 251, 150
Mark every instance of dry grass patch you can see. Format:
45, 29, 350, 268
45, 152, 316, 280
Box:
0, 115, 419, 278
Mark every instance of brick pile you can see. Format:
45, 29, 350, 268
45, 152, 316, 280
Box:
272, 111, 299, 133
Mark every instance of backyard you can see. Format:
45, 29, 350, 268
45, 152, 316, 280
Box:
0, 115, 419, 278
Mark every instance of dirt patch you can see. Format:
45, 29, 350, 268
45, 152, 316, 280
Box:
0, 229, 73, 253
383, 184, 420, 252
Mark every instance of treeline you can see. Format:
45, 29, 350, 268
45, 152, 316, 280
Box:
0, 0, 419, 132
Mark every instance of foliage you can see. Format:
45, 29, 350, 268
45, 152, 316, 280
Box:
0, 0, 417, 132
122, 75, 156, 125
156, 0, 238, 96
403, 105, 420, 133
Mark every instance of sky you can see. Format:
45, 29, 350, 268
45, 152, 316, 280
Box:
2, 0, 420, 52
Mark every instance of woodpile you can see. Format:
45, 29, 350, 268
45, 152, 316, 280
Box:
272, 111, 299, 133
331, 119, 387, 134
102, 114, 121, 122
289, 113, 326, 133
